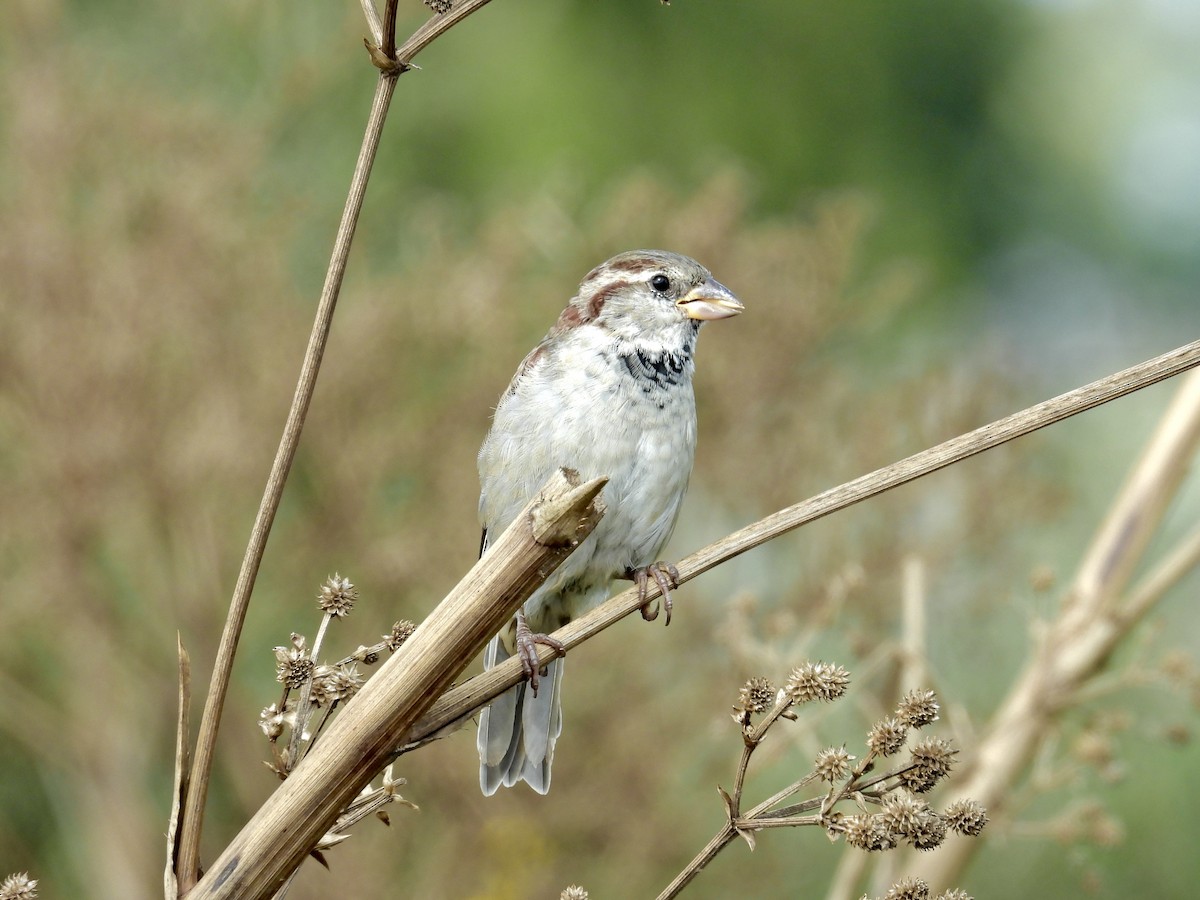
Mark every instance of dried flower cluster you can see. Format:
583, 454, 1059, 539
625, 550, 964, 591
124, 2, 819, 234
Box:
786, 660, 851, 704
258, 575, 418, 861
732, 675, 775, 724
841, 790, 985, 854
679, 665, 986, 898
861, 876, 974, 900
318, 572, 359, 617
0, 874, 37, 900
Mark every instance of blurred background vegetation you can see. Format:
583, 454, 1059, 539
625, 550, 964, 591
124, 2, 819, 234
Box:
2, 0, 1199, 897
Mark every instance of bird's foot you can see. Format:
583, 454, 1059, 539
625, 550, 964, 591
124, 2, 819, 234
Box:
626, 561, 680, 626
515, 609, 565, 697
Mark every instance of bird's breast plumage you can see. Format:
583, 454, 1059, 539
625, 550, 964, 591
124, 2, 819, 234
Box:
478, 321, 697, 630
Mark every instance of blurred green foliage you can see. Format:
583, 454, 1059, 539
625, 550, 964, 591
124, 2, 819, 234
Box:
2, 1, 1199, 899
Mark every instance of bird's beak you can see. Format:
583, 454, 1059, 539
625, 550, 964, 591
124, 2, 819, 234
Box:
676, 277, 745, 321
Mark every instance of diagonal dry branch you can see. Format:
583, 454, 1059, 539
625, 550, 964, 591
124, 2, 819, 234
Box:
401, 338, 1200, 748
899, 367, 1200, 891
185, 470, 607, 900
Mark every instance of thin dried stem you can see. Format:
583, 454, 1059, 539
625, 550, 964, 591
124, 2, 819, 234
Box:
175, 0, 502, 888
656, 823, 738, 900
401, 338, 1200, 748
743, 771, 823, 820
176, 74, 399, 891
901, 368, 1200, 890
359, 0, 383, 46
1122, 525, 1200, 625
164, 637, 190, 900
900, 556, 926, 690
397, 0, 497, 65
186, 470, 606, 900
381, 0, 399, 58
826, 846, 871, 900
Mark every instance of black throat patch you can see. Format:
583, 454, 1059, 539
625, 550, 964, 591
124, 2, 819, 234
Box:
619, 346, 692, 389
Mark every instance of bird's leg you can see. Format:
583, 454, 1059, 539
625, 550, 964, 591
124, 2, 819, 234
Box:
514, 608, 566, 697
624, 561, 681, 626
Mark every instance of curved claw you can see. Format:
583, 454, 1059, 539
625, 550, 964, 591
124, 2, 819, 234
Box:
514, 609, 566, 696
629, 561, 681, 626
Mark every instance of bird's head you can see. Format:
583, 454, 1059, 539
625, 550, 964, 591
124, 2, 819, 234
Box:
557, 249, 743, 350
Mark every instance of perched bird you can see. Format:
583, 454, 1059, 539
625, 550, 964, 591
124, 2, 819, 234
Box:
476, 249, 743, 795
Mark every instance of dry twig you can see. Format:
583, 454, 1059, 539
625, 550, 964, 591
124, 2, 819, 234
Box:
174, 0, 501, 891
400, 338, 1200, 748
899, 368, 1200, 890
185, 469, 607, 900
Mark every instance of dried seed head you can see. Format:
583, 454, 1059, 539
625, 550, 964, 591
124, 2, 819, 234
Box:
0, 873, 38, 900
899, 737, 956, 793
318, 573, 359, 617
1072, 729, 1114, 770
867, 716, 909, 756
310, 664, 365, 706
734, 676, 775, 716
944, 799, 989, 837
908, 813, 948, 850
1029, 563, 1056, 592
842, 814, 897, 852
1087, 810, 1125, 847
259, 704, 283, 741
785, 661, 850, 704
814, 745, 855, 783
934, 890, 974, 900
882, 876, 930, 900
274, 645, 314, 688
560, 887, 588, 900
386, 620, 417, 651
424, 0, 454, 13
1159, 648, 1195, 684
896, 689, 939, 728
880, 792, 932, 837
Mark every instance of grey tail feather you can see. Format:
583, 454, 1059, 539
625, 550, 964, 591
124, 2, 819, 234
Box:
478, 633, 564, 795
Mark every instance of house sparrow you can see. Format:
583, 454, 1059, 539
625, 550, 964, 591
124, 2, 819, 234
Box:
476, 249, 743, 795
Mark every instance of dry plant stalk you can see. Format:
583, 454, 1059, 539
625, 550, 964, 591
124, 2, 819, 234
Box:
656, 669, 984, 900
174, 0, 498, 892
398, 338, 1200, 750
185, 468, 607, 900
166, 0, 1200, 893
899, 367, 1200, 891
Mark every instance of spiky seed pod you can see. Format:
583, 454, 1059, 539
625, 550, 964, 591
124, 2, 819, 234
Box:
318, 573, 358, 617
385, 620, 417, 651
896, 689, 940, 728
559, 887, 588, 900
785, 661, 850, 704
274, 645, 314, 688
943, 799, 989, 836
814, 745, 855, 783
880, 791, 931, 837
310, 664, 365, 707
842, 814, 897, 852
882, 877, 930, 900
0, 873, 38, 900
908, 813, 948, 851
899, 736, 956, 793
734, 676, 775, 715
867, 716, 909, 756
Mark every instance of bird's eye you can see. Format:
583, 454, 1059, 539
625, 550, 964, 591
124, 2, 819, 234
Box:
650, 273, 670, 293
